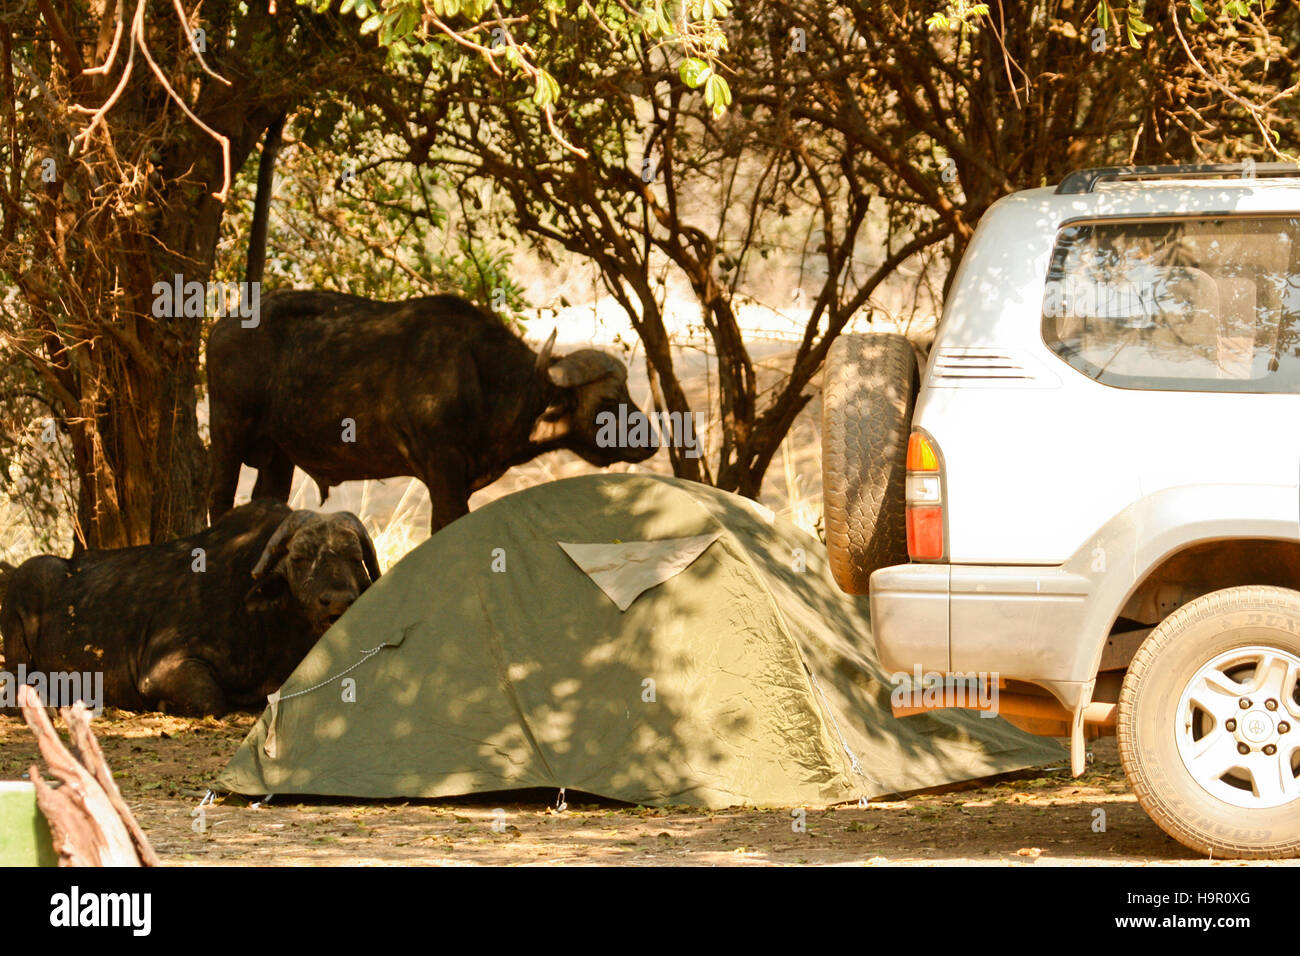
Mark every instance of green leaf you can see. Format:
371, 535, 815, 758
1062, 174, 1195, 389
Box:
399, 3, 420, 35
1125, 9, 1152, 47
704, 72, 731, 115
532, 70, 561, 107
644, 0, 674, 38
1189, 0, 1208, 21
707, 73, 738, 117
359, 12, 383, 35
679, 57, 710, 88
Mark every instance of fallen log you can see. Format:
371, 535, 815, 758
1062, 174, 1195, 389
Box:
19, 684, 158, 866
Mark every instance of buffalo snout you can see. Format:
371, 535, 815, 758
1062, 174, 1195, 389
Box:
574, 398, 658, 466
613, 403, 659, 462
313, 585, 361, 626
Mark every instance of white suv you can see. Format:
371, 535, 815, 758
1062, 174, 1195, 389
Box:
822, 163, 1300, 859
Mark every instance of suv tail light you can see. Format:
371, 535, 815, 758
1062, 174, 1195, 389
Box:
905, 431, 945, 560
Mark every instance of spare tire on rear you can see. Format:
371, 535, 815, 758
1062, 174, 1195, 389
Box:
821, 333, 918, 595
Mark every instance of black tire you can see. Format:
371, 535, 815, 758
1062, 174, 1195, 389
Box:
821, 333, 917, 595
1118, 586, 1300, 859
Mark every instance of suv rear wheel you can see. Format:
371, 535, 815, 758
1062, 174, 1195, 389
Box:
821, 333, 917, 595
1118, 585, 1300, 858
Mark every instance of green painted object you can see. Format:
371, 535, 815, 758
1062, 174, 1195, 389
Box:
0, 782, 58, 866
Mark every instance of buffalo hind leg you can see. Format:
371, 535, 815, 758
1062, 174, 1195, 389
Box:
422, 469, 470, 534
0, 555, 68, 677
251, 446, 295, 504
138, 655, 228, 717
207, 413, 246, 521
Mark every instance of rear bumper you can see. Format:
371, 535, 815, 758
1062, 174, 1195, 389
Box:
868, 562, 1094, 682
868, 564, 952, 673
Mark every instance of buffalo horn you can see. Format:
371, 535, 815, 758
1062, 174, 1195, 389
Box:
251, 510, 317, 578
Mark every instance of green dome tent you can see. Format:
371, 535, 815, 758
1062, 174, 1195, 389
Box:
219, 474, 1061, 808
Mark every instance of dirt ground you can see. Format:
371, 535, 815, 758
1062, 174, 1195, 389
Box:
3, 709, 1289, 866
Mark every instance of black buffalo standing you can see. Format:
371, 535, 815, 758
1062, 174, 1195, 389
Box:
206, 290, 657, 531
0, 501, 379, 716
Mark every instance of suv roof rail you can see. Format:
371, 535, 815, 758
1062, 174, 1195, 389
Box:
1056, 163, 1300, 195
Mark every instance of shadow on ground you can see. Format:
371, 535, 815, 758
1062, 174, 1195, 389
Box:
1, 711, 1269, 866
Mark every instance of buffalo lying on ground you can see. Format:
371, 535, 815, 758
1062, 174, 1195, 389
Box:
0, 501, 379, 716
207, 290, 657, 531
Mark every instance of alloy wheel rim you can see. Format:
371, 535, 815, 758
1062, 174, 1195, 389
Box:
1175, 644, 1300, 810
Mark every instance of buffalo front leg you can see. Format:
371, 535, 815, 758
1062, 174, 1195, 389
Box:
251, 446, 295, 503
138, 654, 228, 717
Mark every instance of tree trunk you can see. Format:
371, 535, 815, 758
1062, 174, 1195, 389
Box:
66, 123, 256, 549
3, 2, 343, 550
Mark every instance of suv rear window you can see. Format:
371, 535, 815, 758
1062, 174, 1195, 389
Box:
1041, 216, 1300, 392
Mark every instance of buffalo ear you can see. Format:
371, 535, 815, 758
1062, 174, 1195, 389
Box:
547, 349, 624, 388
338, 512, 381, 583
244, 572, 290, 613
